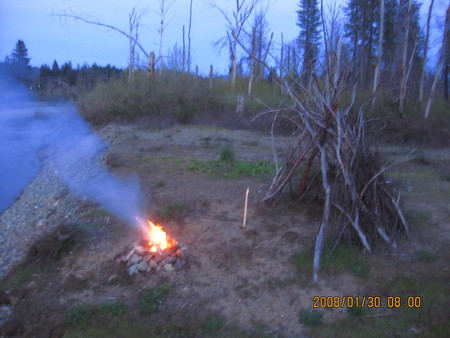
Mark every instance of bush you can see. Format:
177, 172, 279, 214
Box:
219, 144, 235, 162
77, 70, 284, 128
299, 309, 323, 327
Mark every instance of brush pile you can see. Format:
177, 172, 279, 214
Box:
256, 39, 409, 281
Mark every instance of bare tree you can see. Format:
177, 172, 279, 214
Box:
419, 0, 434, 104
372, 0, 384, 104
188, 0, 194, 73
128, 8, 144, 80
55, 10, 149, 62
398, 0, 413, 111
211, 0, 262, 90
157, 0, 175, 75
425, 4, 450, 118
246, 7, 273, 95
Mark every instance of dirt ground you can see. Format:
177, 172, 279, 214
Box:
1, 124, 449, 337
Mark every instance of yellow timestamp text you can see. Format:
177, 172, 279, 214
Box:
312, 296, 422, 308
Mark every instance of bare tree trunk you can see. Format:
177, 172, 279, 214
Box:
209, 65, 213, 89
372, 0, 384, 105
419, 0, 434, 104
182, 25, 186, 73
399, 0, 413, 112
280, 33, 284, 79
159, 17, 164, 75
231, 33, 237, 89
425, 5, 449, 118
188, 0, 193, 73
158, 0, 175, 76
248, 27, 256, 96
148, 52, 155, 78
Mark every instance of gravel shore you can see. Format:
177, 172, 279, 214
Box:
0, 124, 123, 281
0, 161, 85, 280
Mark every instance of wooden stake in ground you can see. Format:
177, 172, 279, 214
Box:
242, 187, 249, 228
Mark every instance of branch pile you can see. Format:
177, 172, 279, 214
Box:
259, 68, 409, 281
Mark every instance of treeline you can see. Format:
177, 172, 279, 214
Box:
37, 61, 122, 100
0, 40, 122, 101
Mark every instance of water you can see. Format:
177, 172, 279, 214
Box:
0, 103, 65, 213
0, 102, 145, 226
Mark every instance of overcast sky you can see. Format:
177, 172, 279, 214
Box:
0, 0, 446, 75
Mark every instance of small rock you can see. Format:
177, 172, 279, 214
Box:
160, 256, 176, 266
137, 261, 149, 272
174, 258, 187, 271
143, 255, 152, 262
127, 254, 142, 266
149, 260, 158, 269
163, 264, 175, 272
134, 244, 147, 255
153, 254, 166, 263
409, 327, 421, 335
128, 264, 139, 275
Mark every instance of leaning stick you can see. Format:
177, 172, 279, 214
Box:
242, 187, 249, 228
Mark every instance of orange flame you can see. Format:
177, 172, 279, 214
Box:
146, 220, 175, 253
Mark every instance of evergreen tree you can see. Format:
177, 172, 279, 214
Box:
6, 40, 32, 85
51, 60, 60, 77
9, 40, 30, 66
344, 0, 379, 87
296, 0, 321, 82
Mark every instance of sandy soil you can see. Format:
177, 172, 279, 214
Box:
1, 124, 449, 337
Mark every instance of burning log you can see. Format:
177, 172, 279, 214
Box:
116, 219, 189, 275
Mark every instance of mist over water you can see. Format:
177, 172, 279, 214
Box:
0, 101, 145, 226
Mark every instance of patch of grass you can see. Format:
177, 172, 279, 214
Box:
416, 248, 437, 262
188, 158, 274, 179
349, 260, 370, 278
226, 160, 274, 178
293, 244, 370, 277
154, 180, 165, 188
0, 263, 54, 290
138, 283, 172, 316
220, 144, 235, 162
409, 211, 432, 226
202, 315, 226, 333
65, 305, 93, 325
248, 140, 259, 146
347, 306, 366, 320
172, 158, 185, 165
299, 309, 323, 327
97, 301, 127, 318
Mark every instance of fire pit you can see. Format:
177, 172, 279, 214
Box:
116, 220, 189, 275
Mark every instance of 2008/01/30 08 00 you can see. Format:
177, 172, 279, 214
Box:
312, 296, 422, 308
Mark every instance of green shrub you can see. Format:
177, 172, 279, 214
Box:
219, 144, 235, 162
154, 180, 165, 188
299, 309, 323, 327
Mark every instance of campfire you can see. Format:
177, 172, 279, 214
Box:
116, 219, 188, 275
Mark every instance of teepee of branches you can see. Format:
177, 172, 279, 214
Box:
253, 36, 410, 281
